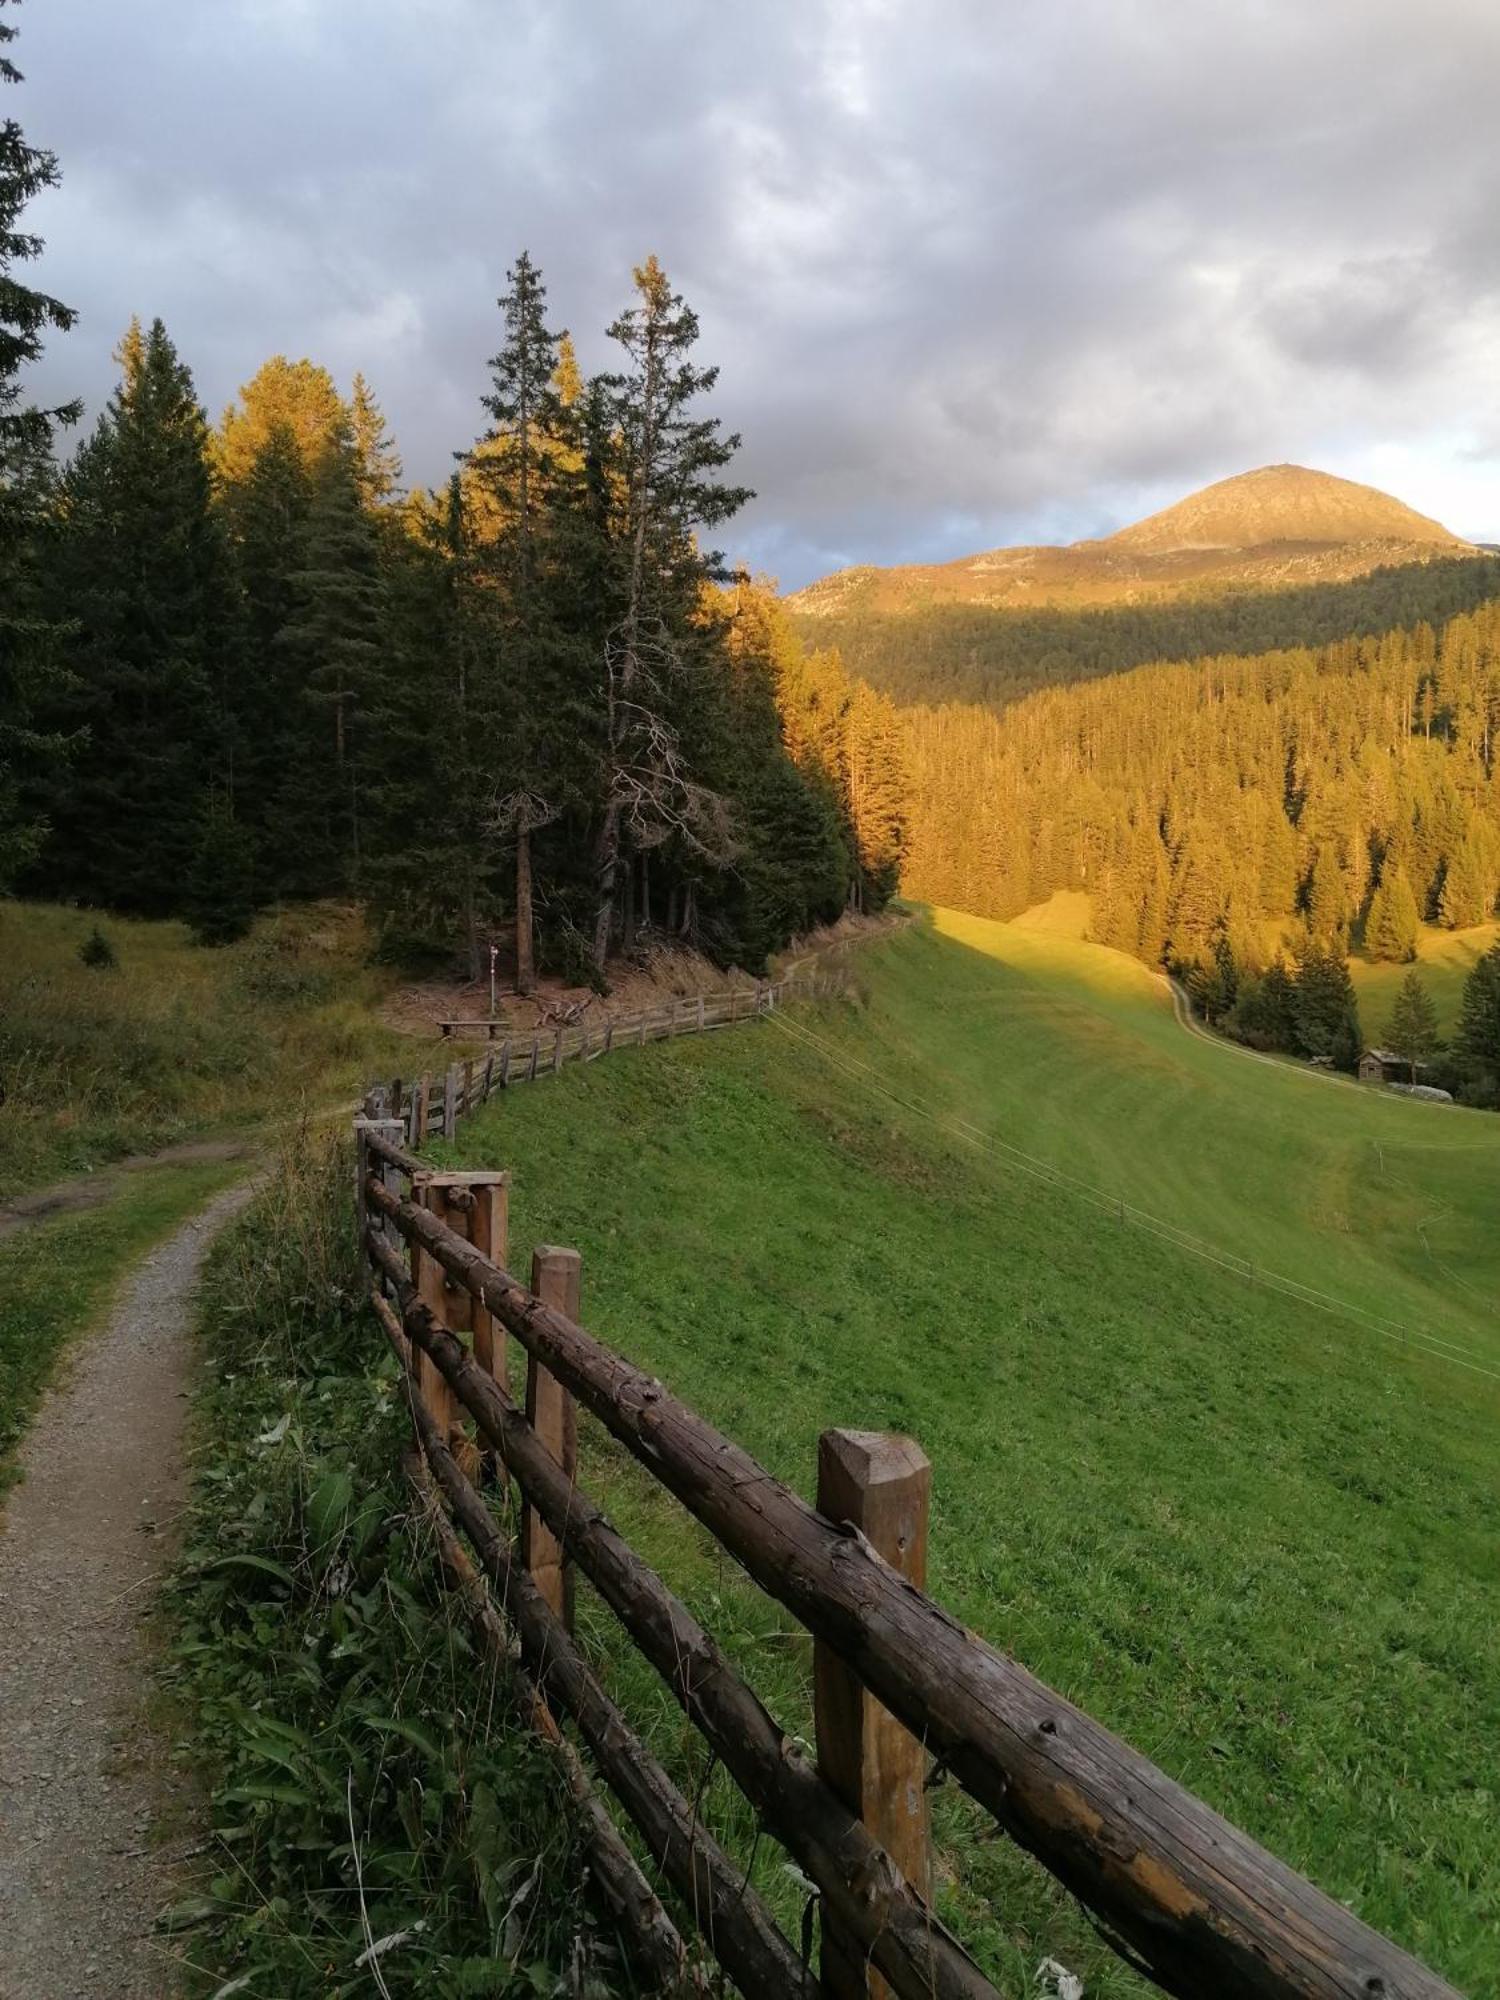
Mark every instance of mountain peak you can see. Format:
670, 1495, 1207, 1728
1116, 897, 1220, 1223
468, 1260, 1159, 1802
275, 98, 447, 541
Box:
786, 463, 1475, 620
1102, 463, 1466, 556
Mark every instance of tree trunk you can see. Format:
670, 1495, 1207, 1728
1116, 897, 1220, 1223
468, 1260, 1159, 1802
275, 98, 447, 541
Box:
592, 803, 621, 975
515, 823, 535, 996
622, 849, 636, 954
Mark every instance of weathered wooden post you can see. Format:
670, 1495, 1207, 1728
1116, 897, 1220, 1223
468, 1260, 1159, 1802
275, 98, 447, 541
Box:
463, 1056, 475, 1114
523, 1245, 581, 1629
413, 1073, 431, 1145
813, 1429, 933, 2000
481, 1051, 494, 1102
443, 1064, 459, 1138
468, 1175, 509, 1406
500, 1039, 512, 1089
604, 1020, 615, 1057
410, 1171, 509, 1465
696, 994, 706, 1032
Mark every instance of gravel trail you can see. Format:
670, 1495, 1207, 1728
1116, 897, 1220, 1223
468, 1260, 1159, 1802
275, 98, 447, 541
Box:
0, 1180, 255, 2000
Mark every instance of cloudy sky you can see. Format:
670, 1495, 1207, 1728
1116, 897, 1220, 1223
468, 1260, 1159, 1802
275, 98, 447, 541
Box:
17, 0, 1500, 587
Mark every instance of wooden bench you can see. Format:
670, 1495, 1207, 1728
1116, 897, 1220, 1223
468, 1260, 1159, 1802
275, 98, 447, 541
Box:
438, 1019, 508, 1040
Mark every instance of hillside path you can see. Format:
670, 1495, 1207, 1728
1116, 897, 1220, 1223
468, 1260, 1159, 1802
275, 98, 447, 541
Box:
0, 1180, 255, 2000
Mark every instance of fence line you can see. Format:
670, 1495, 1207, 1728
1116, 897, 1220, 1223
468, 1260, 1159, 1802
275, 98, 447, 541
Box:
376, 962, 858, 1148
353, 1097, 1462, 2000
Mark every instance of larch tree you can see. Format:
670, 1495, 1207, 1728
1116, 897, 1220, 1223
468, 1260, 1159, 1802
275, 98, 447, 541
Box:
350, 372, 401, 507
0, 0, 78, 889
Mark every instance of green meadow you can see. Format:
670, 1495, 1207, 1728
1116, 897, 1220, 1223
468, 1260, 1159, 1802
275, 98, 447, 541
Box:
444, 907, 1500, 1995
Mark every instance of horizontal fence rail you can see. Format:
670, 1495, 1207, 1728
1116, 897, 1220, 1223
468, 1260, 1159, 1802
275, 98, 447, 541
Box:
353, 1103, 1462, 2000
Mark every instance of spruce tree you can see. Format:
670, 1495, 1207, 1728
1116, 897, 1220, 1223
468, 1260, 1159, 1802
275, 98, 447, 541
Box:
43, 318, 237, 912
463, 251, 591, 992
280, 427, 386, 889
1439, 834, 1491, 929
1455, 943, 1500, 1093
1365, 859, 1419, 961
590, 256, 753, 973
221, 420, 313, 891
1294, 943, 1362, 1070
0, 0, 78, 888
1385, 969, 1438, 1082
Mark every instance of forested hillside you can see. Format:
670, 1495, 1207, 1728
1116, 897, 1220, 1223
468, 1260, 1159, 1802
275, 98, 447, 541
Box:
901, 603, 1500, 1082
790, 554, 1500, 708
4, 235, 908, 980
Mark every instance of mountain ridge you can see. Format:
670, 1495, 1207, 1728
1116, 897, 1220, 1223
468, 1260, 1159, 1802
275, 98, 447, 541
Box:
789, 464, 1477, 618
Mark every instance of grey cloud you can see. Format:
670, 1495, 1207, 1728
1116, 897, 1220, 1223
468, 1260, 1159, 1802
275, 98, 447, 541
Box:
16, 0, 1500, 586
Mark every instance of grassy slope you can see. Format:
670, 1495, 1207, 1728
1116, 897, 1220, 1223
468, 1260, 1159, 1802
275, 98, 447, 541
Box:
0, 900, 407, 1197
443, 911, 1498, 1994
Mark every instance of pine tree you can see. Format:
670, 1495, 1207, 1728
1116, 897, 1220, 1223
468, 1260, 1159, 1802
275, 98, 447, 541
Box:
1384, 969, 1438, 1082
42, 318, 238, 912
590, 256, 753, 973
1364, 859, 1419, 961
0, 0, 79, 888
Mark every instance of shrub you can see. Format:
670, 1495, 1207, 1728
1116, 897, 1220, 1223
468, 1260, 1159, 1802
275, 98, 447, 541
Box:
78, 925, 117, 970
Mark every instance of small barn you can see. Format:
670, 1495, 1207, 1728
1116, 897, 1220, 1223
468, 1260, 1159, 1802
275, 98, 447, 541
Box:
1360, 1046, 1431, 1085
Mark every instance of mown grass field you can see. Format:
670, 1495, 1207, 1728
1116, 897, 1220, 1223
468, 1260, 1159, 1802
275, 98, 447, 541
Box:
0, 900, 406, 1197
443, 907, 1500, 1995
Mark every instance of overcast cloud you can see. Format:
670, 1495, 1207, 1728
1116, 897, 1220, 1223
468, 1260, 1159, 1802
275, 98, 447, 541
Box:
16, 0, 1500, 585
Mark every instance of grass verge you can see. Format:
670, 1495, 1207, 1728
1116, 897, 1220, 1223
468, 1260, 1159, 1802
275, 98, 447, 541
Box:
163, 1131, 628, 1997
0, 1157, 249, 1492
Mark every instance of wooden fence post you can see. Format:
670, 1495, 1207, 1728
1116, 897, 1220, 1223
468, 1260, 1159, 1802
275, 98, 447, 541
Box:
411, 1178, 464, 1445
410, 1172, 509, 1465
469, 1175, 510, 1409
524, 1245, 581, 1630
444, 1064, 459, 1138
500, 1039, 512, 1089
464, 1056, 475, 1113
696, 994, 706, 1032
413, 1073, 430, 1145
813, 1429, 932, 2000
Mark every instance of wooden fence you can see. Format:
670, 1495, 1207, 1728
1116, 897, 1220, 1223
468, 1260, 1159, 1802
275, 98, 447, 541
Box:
385, 975, 806, 1146
354, 981, 1462, 2000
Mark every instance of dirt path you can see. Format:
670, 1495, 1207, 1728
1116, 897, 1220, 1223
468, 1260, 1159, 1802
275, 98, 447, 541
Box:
0, 1139, 253, 1244
0, 1179, 255, 2000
